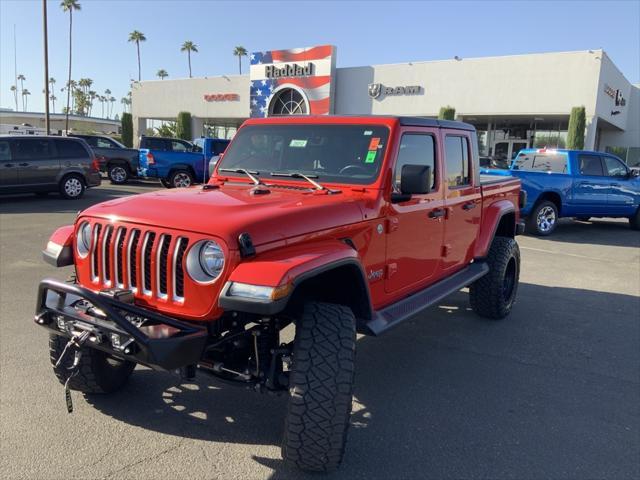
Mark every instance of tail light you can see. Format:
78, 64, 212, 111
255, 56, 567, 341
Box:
146, 152, 155, 165
91, 157, 100, 172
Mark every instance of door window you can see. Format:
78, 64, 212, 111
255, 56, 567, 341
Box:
603, 156, 628, 177
13, 138, 51, 160
96, 137, 116, 149
0, 140, 11, 161
394, 134, 436, 191
578, 154, 604, 176
444, 135, 470, 187
171, 140, 190, 152
55, 139, 89, 159
79, 136, 98, 147
213, 141, 229, 155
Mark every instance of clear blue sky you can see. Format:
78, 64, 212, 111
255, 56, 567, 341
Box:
1, 0, 639, 117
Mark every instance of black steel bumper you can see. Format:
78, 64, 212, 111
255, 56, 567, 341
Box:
35, 278, 208, 371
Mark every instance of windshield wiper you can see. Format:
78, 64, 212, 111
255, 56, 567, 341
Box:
219, 168, 262, 185
270, 172, 340, 194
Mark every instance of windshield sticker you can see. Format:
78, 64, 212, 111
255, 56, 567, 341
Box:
368, 137, 381, 150
365, 150, 377, 164
363, 130, 373, 136
289, 139, 308, 148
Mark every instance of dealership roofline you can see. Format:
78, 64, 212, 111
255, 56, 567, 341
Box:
0, 110, 120, 125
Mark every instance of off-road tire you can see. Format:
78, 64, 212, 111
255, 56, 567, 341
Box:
629, 208, 640, 231
470, 236, 520, 319
281, 302, 356, 472
59, 174, 85, 200
49, 334, 135, 393
108, 164, 129, 184
169, 169, 194, 188
527, 200, 558, 236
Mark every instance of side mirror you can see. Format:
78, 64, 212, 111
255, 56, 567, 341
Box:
629, 168, 639, 178
391, 164, 432, 203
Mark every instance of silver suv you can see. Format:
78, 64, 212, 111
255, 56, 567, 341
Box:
0, 135, 101, 199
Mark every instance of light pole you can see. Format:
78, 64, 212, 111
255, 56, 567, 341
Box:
43, 0, 50, 134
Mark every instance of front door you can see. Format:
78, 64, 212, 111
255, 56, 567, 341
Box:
0, 138, 18, 187
13, 138, 59, 186
603, 155, 637, 215
443, 133, 481, 272
385, 130, 445, 294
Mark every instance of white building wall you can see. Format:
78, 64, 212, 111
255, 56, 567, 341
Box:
599, 84, 640, 149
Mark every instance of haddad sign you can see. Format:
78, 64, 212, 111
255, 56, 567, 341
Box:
204, 93, 240, 102
368, 83, 422, 99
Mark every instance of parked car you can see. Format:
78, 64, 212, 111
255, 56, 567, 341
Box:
138, 137, 229, 188
0, 135, 101, 199
38, 116, 524, 472
482, 148, 640, 235
70, 134, 139, 185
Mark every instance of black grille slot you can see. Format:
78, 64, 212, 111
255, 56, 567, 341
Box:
103, 226, 114, 283
174, 238, 188, 298
143, 232, 156, 293
92, 223, 102, 279
129, 230, 140, 289
116, 227, 127, 285
158, 235, 172, 296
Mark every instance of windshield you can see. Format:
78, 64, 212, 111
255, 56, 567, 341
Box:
216, 124, 390, 185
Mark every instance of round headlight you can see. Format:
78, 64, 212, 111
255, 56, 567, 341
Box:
76, 222, 92, 258
186, 240, 224, 283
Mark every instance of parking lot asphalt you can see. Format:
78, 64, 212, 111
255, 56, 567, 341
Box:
1, 182, 639, 480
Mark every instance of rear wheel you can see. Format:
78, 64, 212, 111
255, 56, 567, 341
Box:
59, 174, 85, 200
49, 334, 135, 393
169, 170, 194, 188
470, 236, 520, 319
527, 200, 558, 236
108, 164, 129, 184
281, 302, 356, 472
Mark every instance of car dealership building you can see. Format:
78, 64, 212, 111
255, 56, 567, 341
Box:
131, 46, 640, 166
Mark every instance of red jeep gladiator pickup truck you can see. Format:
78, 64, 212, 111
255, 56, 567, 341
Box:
37, 116, 524, 472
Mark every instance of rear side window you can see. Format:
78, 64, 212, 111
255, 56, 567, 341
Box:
171, 140, 189, 152
0, 140, 11, 161
213, 141, 229, 155
55, 139, 89, 159
145, 138, 169, 150
394, 134, 436, 190
514, 152, 567, 173
78, 136, 98, 147
444, 135, 470, 187
13, 138, 52, 160
578, 154, 603, 176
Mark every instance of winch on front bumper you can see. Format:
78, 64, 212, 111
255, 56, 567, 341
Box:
35, 278, 209, 371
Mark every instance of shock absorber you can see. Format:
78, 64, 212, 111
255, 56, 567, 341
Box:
252, 322, 278, 380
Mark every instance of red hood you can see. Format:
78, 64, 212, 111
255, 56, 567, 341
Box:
80, 184, 367, 249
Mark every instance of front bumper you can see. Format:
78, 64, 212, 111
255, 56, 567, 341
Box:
35, 278, 208, 371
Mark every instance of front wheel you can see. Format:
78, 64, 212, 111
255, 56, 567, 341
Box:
470, 236, 521, 319
49, 334, 135, 393
59, 174, 85, 200
527, 200, 558, 236
108, 164, 129, 184
282, 302, 356, 472
169, 170, 194, 188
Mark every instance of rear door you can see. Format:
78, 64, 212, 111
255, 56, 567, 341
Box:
442, 132, 481, 272
573, 153, 608, 214
603, 155, 636, 214
0, 138, 18, 187
13, 138, 58, 186
385, 128, 445, 294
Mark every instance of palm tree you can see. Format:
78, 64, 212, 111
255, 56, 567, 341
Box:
50, 94, 57, 113
22, 89, 31, 111
10, 85, 18, 111
88, 90, 97, 116
49, 77, 56, 91
109, 96, 116, 118
233, 46, 248, 74
17, 74, 26, 110
61, 0, 81, 131
156, 69, 168, 80
121, 97, 131, 113
180, 41, 198, 78
128, 30, 146, 81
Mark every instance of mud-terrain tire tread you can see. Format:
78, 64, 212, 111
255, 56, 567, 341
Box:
49, 334, 135, 394
281, 302, 356, 472
470, 236, 520, 319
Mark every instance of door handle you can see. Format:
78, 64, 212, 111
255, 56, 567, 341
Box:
428, 208, 446, 219
3, 163, 14, 168
462, 202, 477, 210
18, 162, 29, 167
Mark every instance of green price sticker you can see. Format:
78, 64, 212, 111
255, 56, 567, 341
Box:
365, 150, 377, 163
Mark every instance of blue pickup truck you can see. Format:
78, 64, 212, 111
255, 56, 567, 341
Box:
482, 148, 640, 235
138, 137, 230, 188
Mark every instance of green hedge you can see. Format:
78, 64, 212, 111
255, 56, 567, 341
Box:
438, 106, 456, 120
121, 112, 133, 147
176, 111, 192, 140
566, 106, 586, 150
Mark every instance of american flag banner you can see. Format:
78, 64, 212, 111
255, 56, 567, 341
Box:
249, 45, 336, 118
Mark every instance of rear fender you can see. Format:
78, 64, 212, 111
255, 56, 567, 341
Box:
219, 240, 373, 323
42, 225, 74, 267
474, 200, 516, 258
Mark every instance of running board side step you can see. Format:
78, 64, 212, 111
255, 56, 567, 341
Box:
365, 262, 489, 336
